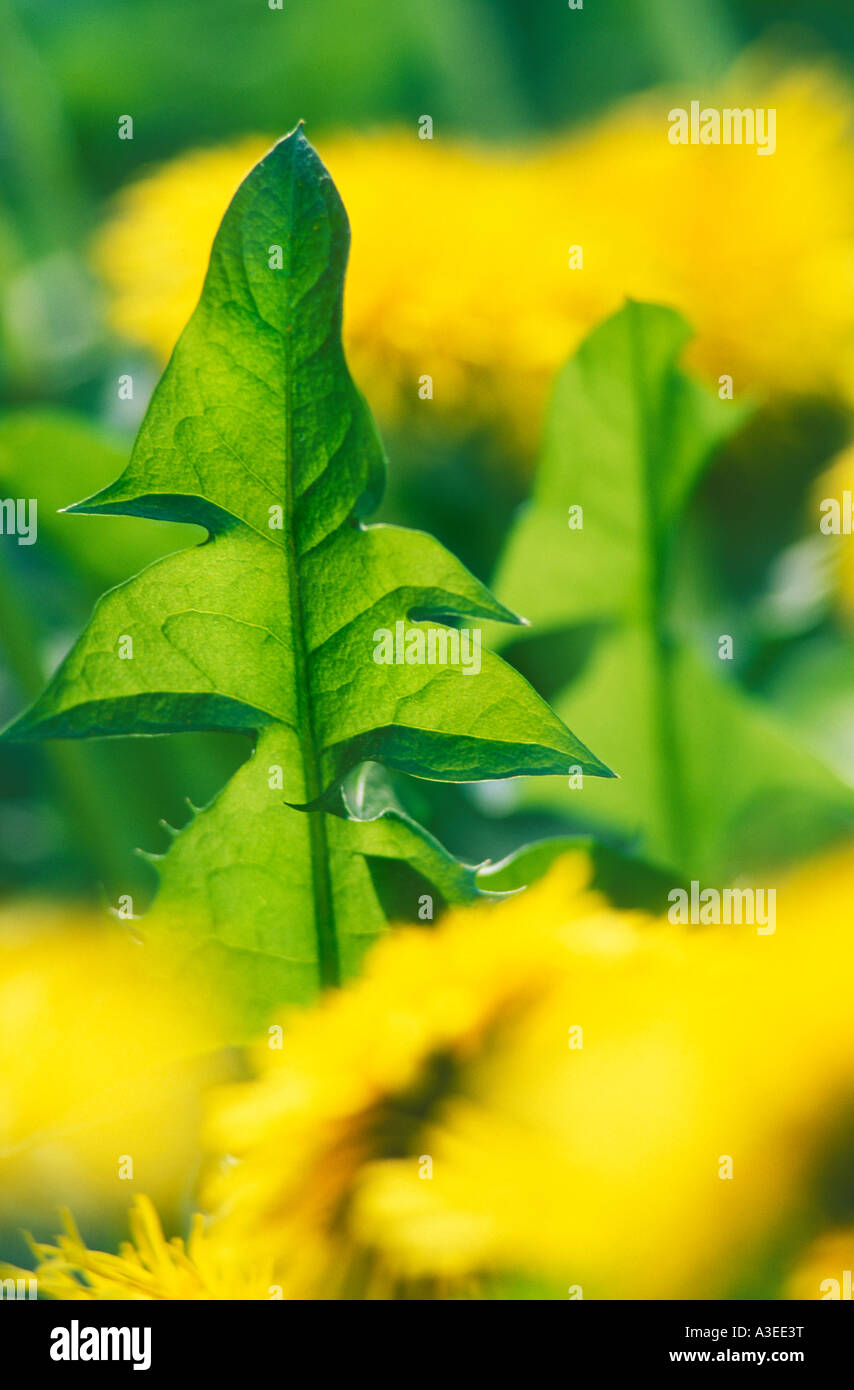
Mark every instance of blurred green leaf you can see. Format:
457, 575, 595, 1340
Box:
494, 302, 854, 879
0, 410, 195, 589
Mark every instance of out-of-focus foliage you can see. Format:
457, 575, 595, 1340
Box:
493, 303, 854, 880
0, 411, 193, 587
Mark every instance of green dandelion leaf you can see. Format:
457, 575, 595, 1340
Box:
3, 128, 610, 1032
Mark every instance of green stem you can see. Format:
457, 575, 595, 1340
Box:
649, 624, 690, 871
281, 151, 338, 989
630, 306, 691, 871
284, 475, 338, 988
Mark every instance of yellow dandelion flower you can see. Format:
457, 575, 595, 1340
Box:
201, 848, 854, 1299
2, 1195, 274, 1300
0, 906, 222, 1232
785, 1228, 854, 1300
93, 63, 854, 458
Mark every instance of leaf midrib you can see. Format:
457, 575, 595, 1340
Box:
279, 156, 339, 989
628, 306, 689, 867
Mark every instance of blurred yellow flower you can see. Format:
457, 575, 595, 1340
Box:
2, 1196, 273, 1300
93, 63, 854, 457
785, 1228, 854, 1299
12, 846, 854, 1299
199, 848, 854, 1299
0, 907, 221, 1234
